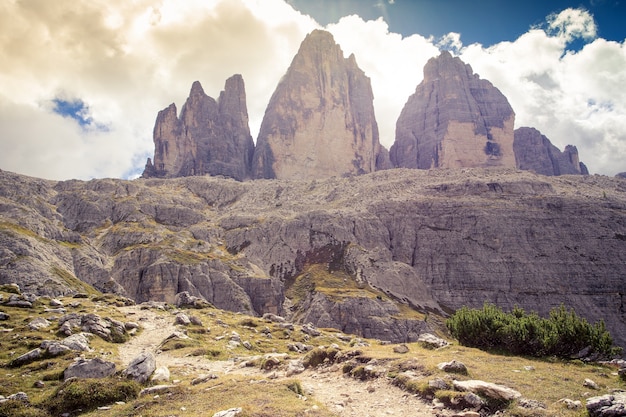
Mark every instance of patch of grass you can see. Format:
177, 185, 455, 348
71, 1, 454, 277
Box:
0, 400, 51, 417
44, 377, 141, 415
50, 266, 100, 297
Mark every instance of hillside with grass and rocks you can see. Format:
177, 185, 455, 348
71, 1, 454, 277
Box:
0, 285, 624, 417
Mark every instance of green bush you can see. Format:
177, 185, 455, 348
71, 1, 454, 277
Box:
446, 303, 620, 358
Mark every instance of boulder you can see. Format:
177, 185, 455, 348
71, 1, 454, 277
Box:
438, 360, 468, 375
151, 366, 170, 382
453, 380, 522, 401
10, 348, 43, 367
417, 333, 449, 349
586, 393, 626, 417
175, 291, 212, 309
213, 407, 243, 417
64, 357, 116, 380
175, 312, 191, 326
124, 352, 156, 383
28, 317, 51, 331
393, 344, 409, 354
60, 333, 92, 352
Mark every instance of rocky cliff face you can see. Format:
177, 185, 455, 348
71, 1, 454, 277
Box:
143, 75, 254, 181
252, 29, 388, 180
391, 51, 516, 170
1, 169, 625, 346
514, 127, 589, 176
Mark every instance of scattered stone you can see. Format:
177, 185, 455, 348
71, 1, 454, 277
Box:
586, 392, 626, 417
139, 385, 176, 396
278, 322, 295, 331
453, 411, 480, 417
417, 333, 449, 349
518, 398, 546, 409
301, 323, 321, 337
558, 398, 582, 410
453, 380, 522, 401
438, 360, 468, 375
49, 299, 64, 307
80, 313, 127, 343
584, 378, 600, 390
124, 352, 156, 383
175, 291, 211, 309
7, 392, 28, 402
392, 344, 409, 354
33, 380, 45, 388
213, 407, 243, 417
523, 366, 535, 371
60, 333, 92, 351
42, 342, 71, 357
429, 378, 450, 391
0, 283, 20, 294
261, 356, 282, 371
191, 374, 218, 385
73, 293, 89, 299
189, 316, 203, 326
463, 393, 484, 409
5, 299, 32, 308
151, 366, 170, 382
286, 360, 305, 376
44, 307, 66, 314
243, 341, 253, 350
175, 313, 191, 326
0, 312, 9, 321
263, 313, 286, 323
124, 322, 139, 331
64, 357, 116, 380
10, 348, 43, 367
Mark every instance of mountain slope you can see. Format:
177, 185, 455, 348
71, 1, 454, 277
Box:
0, 168, 625, 347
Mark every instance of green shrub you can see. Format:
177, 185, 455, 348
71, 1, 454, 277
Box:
446, 303, 620, 358
44, 377, 141, 415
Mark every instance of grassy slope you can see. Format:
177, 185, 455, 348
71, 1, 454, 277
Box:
0, 289, 623, 417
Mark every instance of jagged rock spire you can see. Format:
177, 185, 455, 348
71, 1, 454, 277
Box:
391, 51, 516, 170
252, 29, 389, 180
143, 75, 254, 181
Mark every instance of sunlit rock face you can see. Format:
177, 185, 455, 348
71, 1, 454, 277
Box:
143, 75, 254, 181
391, 51, 516, 170
252, 29, 388, 180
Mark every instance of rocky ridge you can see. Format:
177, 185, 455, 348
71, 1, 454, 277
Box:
0, 168, 624, 347
142, 31, 587, 181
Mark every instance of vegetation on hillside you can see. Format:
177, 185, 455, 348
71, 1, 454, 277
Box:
447, 303, 621, 358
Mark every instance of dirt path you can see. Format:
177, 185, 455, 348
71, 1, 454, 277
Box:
117, 306, 435, 417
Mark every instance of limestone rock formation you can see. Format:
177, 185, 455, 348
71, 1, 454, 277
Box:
143, 75, 254, 181
1, 169, 625, 346
391, 51, 516, 170
514, 127, 588, 175
252, 29, 387, 180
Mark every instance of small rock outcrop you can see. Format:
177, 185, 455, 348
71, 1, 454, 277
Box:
514, 127, 588, 175
124, 352, 156, 384
64, 357, 116, 380
143, 75, 254, 181
586, 392, 626, 417
391, 51, 516, 170
252, 29, 388, 180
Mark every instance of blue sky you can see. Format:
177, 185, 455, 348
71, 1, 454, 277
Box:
0, 0, 624, 179
289, 0, 625, 47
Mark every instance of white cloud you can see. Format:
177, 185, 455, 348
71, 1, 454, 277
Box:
0, 2, 624, 179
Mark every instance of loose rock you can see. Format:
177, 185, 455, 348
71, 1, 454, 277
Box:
124, 352, 156, 383
64, 357, 116, 380
438, 360, 468, 375
417, 333, 449, 349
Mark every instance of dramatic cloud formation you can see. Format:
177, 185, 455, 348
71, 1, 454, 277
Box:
0, 1, 624, 179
